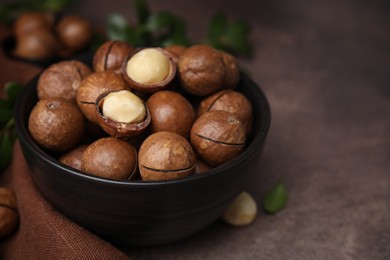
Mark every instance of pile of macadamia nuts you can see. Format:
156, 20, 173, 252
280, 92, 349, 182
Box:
12, 11, 92, 60
28, 42, 254, 182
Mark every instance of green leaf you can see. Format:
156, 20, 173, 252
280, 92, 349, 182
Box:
0, 109, 13, 124
106, 13, 133, 42
119, 25, 147, 46
10, 129, 18, 143
0, 132, 13, 171
41, 0, 76, 12
89, 33, 106, 52
145, 11, 190, 46
171, 18, 187, 35
207, 12, 227, 43
0, 98, 12, 110
223, 20, 251, 55
134, 0, 150, 25
161, 23, 190, 46
0, 4, 10, 25
262, 183, 288, 214
4, 82, 23, 104
228, 19, 251, 37
145, 11, 177, 32
161, 33, 190, 47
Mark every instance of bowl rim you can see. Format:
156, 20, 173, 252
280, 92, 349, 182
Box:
14, 65, 271, 187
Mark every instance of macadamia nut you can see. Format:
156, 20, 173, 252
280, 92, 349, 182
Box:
56, 16, 92, 52
13, 28, 59, 60
102, 90, 146, 124
28, 98, 85, 152
138, 131, 195, 181
59, 144, 88, 171
93, 40, 134, 73
37, 60, 92, 103
13, 11, 53, 36
178, 44, 226, 96
197, 90, 253, 135
0, 188, 19, 237
190, 110, 246, 167
146, 90, 195, 138
223, 191, 257, 226
82, 137, 138, 180
76, 71, 129, 124
126, 48, 171, 84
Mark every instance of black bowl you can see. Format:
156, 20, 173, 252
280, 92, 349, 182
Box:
14, 60, 271, 247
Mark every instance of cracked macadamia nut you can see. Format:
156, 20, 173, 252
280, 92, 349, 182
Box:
37, 60, 92, 103
96, 90, 150, 139
82, 137, 137, 180
76, 71, 129, 124
190, 110, 246, 167
127, 48, 170, 84
122, 48, 176, 93
197, 90, 253, 135
146, 90, 195, 138
138, 131, 195, 181
93, 40, 134, 73
222, 191, 257, 226
28, 98, 84, 152
102, 90, 146, 124
0, 188, 19, 237
178, 44, 226, 96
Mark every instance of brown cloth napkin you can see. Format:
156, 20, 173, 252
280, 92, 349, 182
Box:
0, 142, 130, 259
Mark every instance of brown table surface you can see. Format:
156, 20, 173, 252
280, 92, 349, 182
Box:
1, 0, 389, 259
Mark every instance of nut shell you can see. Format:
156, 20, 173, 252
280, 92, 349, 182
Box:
138, 131, 195, 181
178, 44, 226, 96
190, 110, 246, 167
146, 90, 195, 138
28, 98, 84, 152
82, 137, 138, 180
37, 60, 92, 103
93, 40, 134, 73
96, 91, 151, 139
197, 90, 253, 135
76, 71, 129, 124
0, 188, 19, 237
122, 48, 177, 94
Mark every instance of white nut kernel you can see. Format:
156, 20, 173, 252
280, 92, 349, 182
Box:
222, 191, 257, 226
126, 48, 171, 84
102, 90, 146, 123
